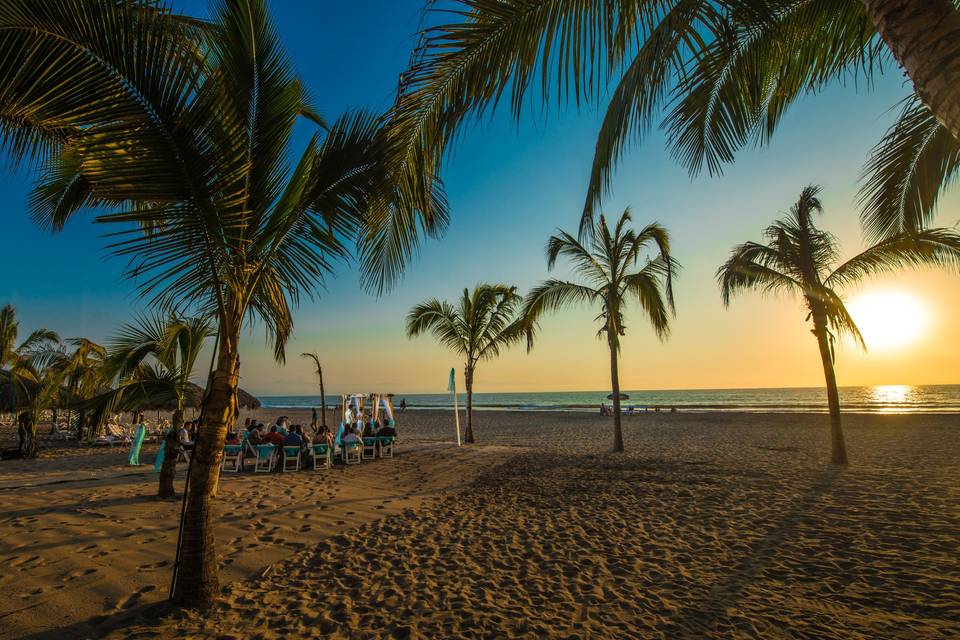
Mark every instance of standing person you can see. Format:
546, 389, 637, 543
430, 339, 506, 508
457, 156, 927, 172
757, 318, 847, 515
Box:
128, 412, 147, 466
399, 398, 407, 413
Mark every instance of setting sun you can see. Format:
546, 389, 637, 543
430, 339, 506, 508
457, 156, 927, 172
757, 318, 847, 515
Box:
846, 291, 929, 352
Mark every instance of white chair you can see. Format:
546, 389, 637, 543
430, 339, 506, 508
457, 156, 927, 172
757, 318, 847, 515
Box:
221, 444, 243, 472
378, 436, 394, 459
282, 446, 301, 472
342, 441, 361, 465
361, 436, 377, 460
177, 447, 191, 463
253, 444, 276, 473
312, 443, 331, 471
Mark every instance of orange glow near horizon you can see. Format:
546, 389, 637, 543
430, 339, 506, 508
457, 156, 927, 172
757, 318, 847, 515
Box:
846, 291, 929, 353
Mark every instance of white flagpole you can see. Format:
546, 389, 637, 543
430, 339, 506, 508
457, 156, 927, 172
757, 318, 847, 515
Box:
451, 370, 462, 447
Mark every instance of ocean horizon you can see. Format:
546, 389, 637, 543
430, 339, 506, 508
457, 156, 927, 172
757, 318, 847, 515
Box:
259, 384, 960, 414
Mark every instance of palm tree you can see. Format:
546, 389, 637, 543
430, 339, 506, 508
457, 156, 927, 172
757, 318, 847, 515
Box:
718, 185, 960, 465
1, 1, 445, 605
301, 352, 328, 429
522, 210, 678, 453
102, 315, 214, 498
59, 338, 109, 440
390, 1, 960, 240
0, 305, 60, 452
407, 285, 525, 443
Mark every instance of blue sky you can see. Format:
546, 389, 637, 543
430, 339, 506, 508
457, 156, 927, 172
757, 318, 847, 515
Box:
3, 2, 958, 396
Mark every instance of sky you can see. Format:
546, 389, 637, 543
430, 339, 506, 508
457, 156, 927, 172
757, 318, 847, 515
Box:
2, 1, 959, 397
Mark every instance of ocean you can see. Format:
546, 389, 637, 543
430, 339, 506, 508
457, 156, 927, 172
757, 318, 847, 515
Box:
260, 384, 960, 414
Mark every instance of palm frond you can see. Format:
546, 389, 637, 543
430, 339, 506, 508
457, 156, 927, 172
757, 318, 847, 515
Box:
826, 227, 960, 289
858, 95, 960, 241
406, 298, 466, 355
717, 240, 802, 305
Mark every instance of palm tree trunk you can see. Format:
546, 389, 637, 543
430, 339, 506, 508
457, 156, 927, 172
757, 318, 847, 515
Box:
464, 364, 475, 444
609, 342, 624, 453
861, 0, 960, 141
170, 321, 240, 606
812, 320, 848, 465
158, 407, 183, 499
319, 366, 327, 428
23, 412, 37, 458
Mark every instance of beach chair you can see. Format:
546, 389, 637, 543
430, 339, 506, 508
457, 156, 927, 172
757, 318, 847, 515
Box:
177, 447, 191, 463
312, 443, 331, 471
221, 444, 243, 472
342, 441, 361, 465
253, 444, 277, 473
361, 436, 377, 460
377, 436, 394, 459
282, 446, 301, 472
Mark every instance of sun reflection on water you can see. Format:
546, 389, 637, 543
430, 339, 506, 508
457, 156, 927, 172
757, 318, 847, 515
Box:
870, 385, 913, 412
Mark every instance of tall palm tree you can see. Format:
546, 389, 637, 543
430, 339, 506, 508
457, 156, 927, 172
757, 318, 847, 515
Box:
407, 285, 525, 443
522, 210, 678, 453
718, 185, 960, 464
301, 352, 328, 429
390, 0, 960, 240
0, 305, 60, 451
0, 1, 445, 605
103, 315, 214, 498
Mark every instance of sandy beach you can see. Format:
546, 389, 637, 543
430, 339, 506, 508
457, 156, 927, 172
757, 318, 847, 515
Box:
2, 410, 958, 639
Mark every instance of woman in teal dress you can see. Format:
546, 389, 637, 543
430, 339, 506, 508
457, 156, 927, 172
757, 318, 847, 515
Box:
128, 412, 147, 466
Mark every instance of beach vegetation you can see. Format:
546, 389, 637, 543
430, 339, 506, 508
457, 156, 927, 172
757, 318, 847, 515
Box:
97, 315, 214, 498
407, 284, 526, 443
522, 209, 678, 452
391, 0, 960, 240
0, 0, 444, 605
717, 185, 960, 464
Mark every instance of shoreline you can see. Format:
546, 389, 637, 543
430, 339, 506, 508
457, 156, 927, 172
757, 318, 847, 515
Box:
259, 405, 960, 415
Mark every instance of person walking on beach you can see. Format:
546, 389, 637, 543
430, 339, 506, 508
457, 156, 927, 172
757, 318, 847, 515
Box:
399, 398, 407, 413
128, 412, 147, 466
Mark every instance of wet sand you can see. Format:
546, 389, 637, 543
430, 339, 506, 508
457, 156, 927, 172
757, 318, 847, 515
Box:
2, 411, 959, 638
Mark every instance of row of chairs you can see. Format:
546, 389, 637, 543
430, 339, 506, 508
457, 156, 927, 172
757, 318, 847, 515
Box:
219, 436, 395, 474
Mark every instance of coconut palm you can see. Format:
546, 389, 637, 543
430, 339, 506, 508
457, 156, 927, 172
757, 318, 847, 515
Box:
1, 1, 445, 605
301, 352, 328, 429
101, 315, 214, 498
390, 0, 960, 240
407, 285, 525, 443
522, 209, 678, 453
59, 338, 109, 439
718, 185, 960, 464
0, 305, 60, 453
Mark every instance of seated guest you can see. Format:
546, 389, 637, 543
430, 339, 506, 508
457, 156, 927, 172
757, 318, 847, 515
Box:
266, 425, 285, 447
376, 420, 396, 438
341, 424, 360, 446
362, 417, 377, 438
313, 424, 334, 448
225, 430, 240, 445
178, 421, 195, 450
247, 423, 264, 445
283, 427, 303, 448
294, 424, 310, 445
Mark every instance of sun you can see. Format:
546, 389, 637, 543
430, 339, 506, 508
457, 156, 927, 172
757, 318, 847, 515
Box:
845, 291, 929, 352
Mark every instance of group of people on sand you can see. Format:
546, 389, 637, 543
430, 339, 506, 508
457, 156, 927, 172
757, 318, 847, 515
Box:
226, 413, 396, 468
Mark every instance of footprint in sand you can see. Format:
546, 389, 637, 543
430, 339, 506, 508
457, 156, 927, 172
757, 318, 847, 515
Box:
64, 568, 98, 582
117, 584, 157, 610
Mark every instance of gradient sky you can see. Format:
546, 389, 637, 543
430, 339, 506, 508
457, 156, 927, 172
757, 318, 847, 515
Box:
2, 1, 959, 396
